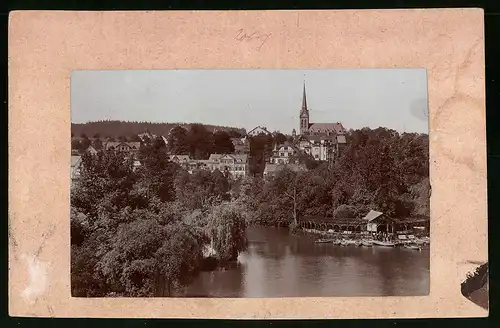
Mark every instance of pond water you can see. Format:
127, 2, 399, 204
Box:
179, 226, 430, 297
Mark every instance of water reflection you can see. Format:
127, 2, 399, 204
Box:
182, 226, 430, 297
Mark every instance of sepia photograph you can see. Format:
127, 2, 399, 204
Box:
70, 68, 430, 298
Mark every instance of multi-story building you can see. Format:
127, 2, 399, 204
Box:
168, 153, 249, 178
295, 81, 348, 161
270, 141, 298, 164
247, 126, 272, 137
208, 154, 249, 178
297, 135, 336, 162
103, 141, 141, 155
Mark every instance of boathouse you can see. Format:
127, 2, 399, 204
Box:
362, 210, 398, 233
394, 215, 430, 234
295, 216, 367, 233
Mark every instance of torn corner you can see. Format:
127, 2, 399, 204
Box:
461, 262, 488, 310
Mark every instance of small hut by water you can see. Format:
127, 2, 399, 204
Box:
362, 210, 398, 233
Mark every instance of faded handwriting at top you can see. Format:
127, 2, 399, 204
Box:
235, 29, 272, 51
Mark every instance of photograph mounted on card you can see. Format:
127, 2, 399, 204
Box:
8, 9, 487, 318
69, 68, 430, 298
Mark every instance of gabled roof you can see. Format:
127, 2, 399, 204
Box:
247, 126, 271, 135
104, 141, 141, 149
169, 155, 191, 162
71, 155, 81, 167
309, 122, 346, 135
274, 141, 297, 151
218, 153, 248, 163
138, 131, 156, 141
208, 154, 223, 161
208, 153, 248, 163
362, 210, 384, 222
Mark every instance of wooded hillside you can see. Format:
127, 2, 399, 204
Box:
71, 120, 246, 138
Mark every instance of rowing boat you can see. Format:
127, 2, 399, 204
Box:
361, 241, 373, 247
315, 239, 333, 244
372, 240, 396, 247
404, 244, 422, 250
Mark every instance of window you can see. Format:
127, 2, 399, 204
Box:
315, 155, 319, 159
280, 153, 284, 157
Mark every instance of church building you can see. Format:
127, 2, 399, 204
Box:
299, 82, 346, 136
295, 82, 347, 161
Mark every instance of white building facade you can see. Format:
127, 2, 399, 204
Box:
208, 154, 249, 178
247, 126, 272, 137
270, 142, 297, 164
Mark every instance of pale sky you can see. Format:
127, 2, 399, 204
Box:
71, 69, 428, 134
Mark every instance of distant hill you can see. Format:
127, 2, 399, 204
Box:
71, 120, 246, 138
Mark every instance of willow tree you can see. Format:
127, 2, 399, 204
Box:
206, 202, 248, 262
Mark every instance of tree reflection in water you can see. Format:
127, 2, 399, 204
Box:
183, 226, 429, 297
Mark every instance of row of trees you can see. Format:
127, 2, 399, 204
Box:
240, 127, 430, 226
71, 120, 245, 140
71, 124, 240, 159
71, 137, 249, 297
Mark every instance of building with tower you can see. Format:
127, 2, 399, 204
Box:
295, 81, 348, 161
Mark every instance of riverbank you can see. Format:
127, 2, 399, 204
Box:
301, 227, 430, 246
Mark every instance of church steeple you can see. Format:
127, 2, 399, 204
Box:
301, 81, 308, 112
299, 80, 310, 135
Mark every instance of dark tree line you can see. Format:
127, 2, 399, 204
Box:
241, 127, 430, 226
71, 120, 245, 141
72, 124, 241, 159
166, 124, 235, 159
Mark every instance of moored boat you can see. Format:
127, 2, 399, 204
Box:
345, 240, 358, 246
315, 239, 333, 244
373, 240, 396, 247
361, 240, 373, 247
404, 244, 422, 250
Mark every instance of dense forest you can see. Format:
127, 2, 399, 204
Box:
71, 126, 429, 297
71, 120, 246, 139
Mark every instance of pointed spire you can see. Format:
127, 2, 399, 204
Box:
301, 80, 308, 112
